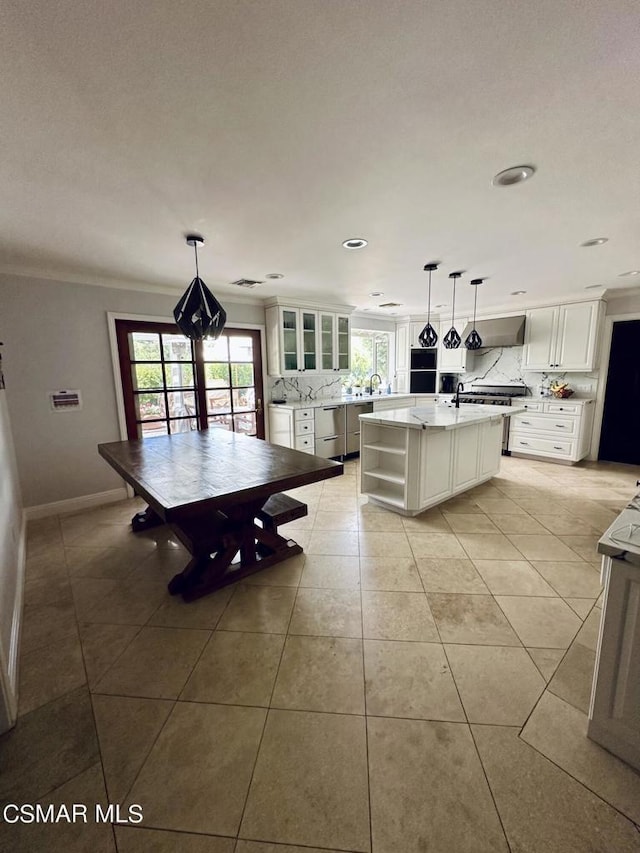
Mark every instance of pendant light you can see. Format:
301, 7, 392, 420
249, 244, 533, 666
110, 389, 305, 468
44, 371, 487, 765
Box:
465, 278, 484, 350
418, 262, 439, 347
443, 271, 463, 349
174, 235, 227, 341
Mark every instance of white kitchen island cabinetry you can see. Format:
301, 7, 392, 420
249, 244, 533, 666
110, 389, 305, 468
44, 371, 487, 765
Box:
522, 301, 604, 371
360, 404, 514, 515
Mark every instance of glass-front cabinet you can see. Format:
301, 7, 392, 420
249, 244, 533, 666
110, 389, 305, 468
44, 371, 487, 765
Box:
265, 299, 353, 377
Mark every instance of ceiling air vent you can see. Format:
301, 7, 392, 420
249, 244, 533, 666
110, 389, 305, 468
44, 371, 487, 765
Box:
230, 278, 264, 289
378, 302, 403, 308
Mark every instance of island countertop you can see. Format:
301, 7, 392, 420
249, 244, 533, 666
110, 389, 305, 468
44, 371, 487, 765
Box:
359, 402, 527, 430
597, 491, 640, 567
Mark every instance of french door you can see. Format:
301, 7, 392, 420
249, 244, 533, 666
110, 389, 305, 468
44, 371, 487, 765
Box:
115, 320, 265, 441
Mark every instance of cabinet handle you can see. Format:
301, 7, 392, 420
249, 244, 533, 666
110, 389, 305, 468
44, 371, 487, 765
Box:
323, 436, 338, 441
322, 407, 339, 411
521, 420, 531, 425
520, 441, 529, 445
558, 407, 563, 411
554, 446, 563, 450
555, 424, 565, 428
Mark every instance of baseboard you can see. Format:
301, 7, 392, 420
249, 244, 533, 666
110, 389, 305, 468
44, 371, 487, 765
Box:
24, 487, 129, 520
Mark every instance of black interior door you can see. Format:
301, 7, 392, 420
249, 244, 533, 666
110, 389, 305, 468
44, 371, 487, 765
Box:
599, 319, 640, 464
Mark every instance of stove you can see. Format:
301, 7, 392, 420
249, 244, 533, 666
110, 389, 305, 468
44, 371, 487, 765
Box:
453, 384, 529, 454
457, 384, 529, 406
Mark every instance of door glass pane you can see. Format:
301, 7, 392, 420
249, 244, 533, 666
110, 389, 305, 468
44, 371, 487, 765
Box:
168, 417, 197, 434
284, 352, 297, 371
229, 336, 253, 361
162, 334, 192, 361
230, 363, 254, 387
232, 387, 255, 412
207, 389, 232, 414
132, 333, 161, 361
165, 362, 194, 388
283, 329, 297, 353
208, 414, 233, 430
205, 363, 230, 387
203, 337, 229, 360
141, 421, 168, 438
133, 363, 164, 390
338, 317, 349, 334
233, 412, 256, 435
135, 393, 166, 420
167, 390, 196, 417
302, 313, 316, 332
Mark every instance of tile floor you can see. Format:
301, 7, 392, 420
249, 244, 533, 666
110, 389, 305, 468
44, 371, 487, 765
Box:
2, 455, 640, 852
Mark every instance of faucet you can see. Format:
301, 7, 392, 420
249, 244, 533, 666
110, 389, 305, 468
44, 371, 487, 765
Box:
367, 374, 382, 395
454, 382, 464, 408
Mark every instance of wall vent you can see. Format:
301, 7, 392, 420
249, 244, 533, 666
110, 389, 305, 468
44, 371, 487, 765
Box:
231, 278, 263, 289
378, 302, 403, 308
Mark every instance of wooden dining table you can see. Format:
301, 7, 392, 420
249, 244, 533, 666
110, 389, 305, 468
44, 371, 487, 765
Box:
98, 428, 343, 601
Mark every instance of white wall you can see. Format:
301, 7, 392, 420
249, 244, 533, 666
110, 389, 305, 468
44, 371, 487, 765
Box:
0, 386, 24, 731
0, 274, 265, 508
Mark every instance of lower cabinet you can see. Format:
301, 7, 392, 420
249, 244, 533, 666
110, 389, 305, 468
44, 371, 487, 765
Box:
268, 406, 315, 454
508, 399, 594, 463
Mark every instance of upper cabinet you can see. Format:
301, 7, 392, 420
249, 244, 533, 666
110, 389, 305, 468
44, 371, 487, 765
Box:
522, 301, 604, 372
438, 319, 472, 373
395, 323, 409, 371
265, 298, 353, 376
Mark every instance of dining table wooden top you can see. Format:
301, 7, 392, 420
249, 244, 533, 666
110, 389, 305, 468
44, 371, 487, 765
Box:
98, 428, 343, 521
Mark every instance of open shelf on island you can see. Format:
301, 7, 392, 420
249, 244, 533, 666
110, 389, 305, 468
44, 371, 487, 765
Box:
364, 487, 406, 508
363, 467, 406, 485
362, 442, 407, 456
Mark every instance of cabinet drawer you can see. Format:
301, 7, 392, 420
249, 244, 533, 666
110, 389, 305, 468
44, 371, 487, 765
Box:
294, 408, 314, 421
509, 433, 575, 457
295, 434, 314, 451
544, 401, 580, 415
294, 420, 314, 436
515, 400, 544, 412
511, 413, 577, 436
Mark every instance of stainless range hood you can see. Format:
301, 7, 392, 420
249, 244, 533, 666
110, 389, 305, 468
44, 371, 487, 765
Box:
461, 315, 526, 348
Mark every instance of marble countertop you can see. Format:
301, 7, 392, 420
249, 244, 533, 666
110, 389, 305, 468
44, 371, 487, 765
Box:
359, 402, 527, 431
268, 393, 426, 411
598, 492, 640, 567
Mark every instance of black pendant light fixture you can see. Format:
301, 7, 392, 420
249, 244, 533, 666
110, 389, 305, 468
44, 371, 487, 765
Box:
443, 271, 463, 349
174, 235, 227, 341
418, 262, 439, 347
465, 278, 484, 350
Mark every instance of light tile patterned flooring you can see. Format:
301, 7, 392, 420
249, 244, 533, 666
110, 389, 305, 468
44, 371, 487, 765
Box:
2, 456, 640, 851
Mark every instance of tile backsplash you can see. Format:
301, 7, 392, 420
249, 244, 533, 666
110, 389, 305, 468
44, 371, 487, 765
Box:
451, 346, 598, 398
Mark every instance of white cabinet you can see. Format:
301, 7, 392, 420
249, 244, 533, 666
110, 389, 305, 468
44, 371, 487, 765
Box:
395, 323, 409, 371
265, 306, 318, 376
268, 406, 315, 453
265, 299, 354, 377
409, 320, 429, 348
452, 423, 481, 491
588, 555, 640, 772
319, 312, 351, 373
508, 399, 595, 463
479, 418, 503, 479
373, 395, 416, 411
522, 301, 603, 371
438, 319, 472, 373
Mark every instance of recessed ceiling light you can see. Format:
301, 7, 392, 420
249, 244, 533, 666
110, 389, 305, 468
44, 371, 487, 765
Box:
342, 238, 368, 249
265, 273, 284, 280
585, 284, 604, 290
511, 290, 527, 295
580, 238, 608, 247
369, 291, 384, 297
492, 165, 536, 187
619, 270, 640, 276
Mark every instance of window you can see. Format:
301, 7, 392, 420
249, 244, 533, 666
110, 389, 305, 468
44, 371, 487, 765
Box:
115, 320, 265, 441
349, 330, 390, 388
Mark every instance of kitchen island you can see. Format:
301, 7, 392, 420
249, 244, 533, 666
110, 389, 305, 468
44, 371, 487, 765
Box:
588, 492, 640, 771
359, 403, 524, 515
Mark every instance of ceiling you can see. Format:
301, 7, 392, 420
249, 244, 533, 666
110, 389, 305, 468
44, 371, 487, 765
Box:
2, 0, 640, 317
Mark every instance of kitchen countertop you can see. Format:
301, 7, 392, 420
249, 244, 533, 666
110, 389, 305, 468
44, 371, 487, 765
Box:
359, 402, 527, 431
597, 491, 640, 567
268, 393, 431, 411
